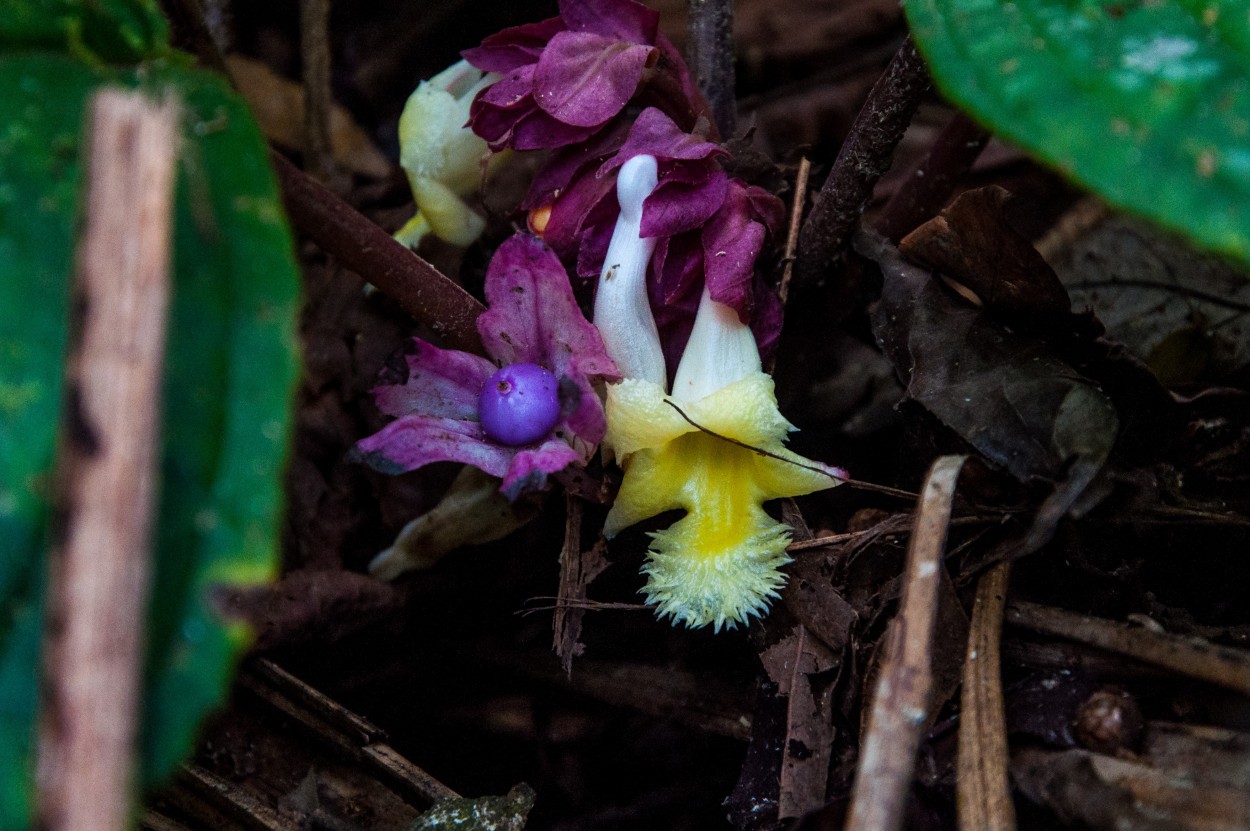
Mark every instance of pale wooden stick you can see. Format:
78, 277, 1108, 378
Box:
957, 561, 1016, 831
845, 454, 966, 831
37, 88, 179, 831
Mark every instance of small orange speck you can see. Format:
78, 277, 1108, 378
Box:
528, 205, 553, 237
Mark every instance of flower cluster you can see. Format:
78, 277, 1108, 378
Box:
462, 0, 699, 150
352, 233, 618, 501
360, 0, 843, 630
392, 60, 506, 249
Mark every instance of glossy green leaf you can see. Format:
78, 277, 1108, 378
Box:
0, 0, 169, 62
905, 0, 1250, 263
0, 53, 299, 825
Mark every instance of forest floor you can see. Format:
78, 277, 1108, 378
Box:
147, 1, 1250, 829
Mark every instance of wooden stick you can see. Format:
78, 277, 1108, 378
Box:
37, 88, 180, 831
845, 454, 966, 831
1006, 601, 1250, 696
794, 38, 931, 286
957, 562, 1016, 831
270, 152, 486, 354
686, 0, 737, 139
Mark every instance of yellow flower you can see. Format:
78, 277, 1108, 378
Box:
604, 372, 839, 630
594, 153, 842, 630
393, 60, 509, 248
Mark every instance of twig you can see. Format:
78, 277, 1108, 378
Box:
271, 152, 486, 354
241, 659, 462, 803
686, 0, 737, 139
36, 89, 180, 831
300, 0, 336, 183
662, 399, 918, 499
957, 562, 1016, 831
794, 38, 931, 286
1005, 601, 1250, 696
876, 112, 990, 242
845, 454, 966, 831
777, 156, 811, 308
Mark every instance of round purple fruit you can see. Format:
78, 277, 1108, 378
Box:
478, 362, 561, 446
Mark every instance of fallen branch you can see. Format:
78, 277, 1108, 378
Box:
794, 38, 931, 286
845, 454, 966, 831
957, 562, 1016, 831
1006, 601, 1250, 696
271, 152, 486, 354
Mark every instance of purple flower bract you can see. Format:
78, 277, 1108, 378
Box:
353, 233, 619, 499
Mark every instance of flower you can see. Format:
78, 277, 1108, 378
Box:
594, 156, 844, 630
393, 60, 507, 248
528, 107, 787, 364
463, 0, 698, 150
352, 233, 619, 499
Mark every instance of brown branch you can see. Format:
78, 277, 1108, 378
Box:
794, 38, 931, 286
957, 562, 1016, 831
37, 89, 180, 831
777, 156, 811, 308
300, 0, 336, 183
845, 454, 966, 831
271, 151, 486, 354
876, 112, 990, 242
686, 0, 737, 138
1006, 601, 1250, 696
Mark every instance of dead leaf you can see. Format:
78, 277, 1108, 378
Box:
859, 229, 1119, 552
1046, 212, 1250, 386
228, 55, 392, 178
900, 186, 1070, 317
760, 624, 837, 819
554, 496, 611, 676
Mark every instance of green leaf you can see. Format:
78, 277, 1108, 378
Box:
905, 0, 1250, 263
0, 0, 170, 62
0, 53, 300, 825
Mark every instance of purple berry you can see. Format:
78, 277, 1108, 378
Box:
478, 363, 561, 446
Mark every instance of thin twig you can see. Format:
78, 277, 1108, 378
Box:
957, 562, 1016, 831
845, 455, 966, 831
1005, 601, 1250, 696
300, 0, 336, 182
777, 156, 811, 308
37, 89, 180, 831
271, 152, 486, 354
794, 38, 931, 286
686, 0, 737, 138
662, 399, 918, 500
876, 112, 990, 242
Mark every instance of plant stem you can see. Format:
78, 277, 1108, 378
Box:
271, 152, 486, 354
686, 0, 737, 139
794, 38, 931, 286
876, 112, 990, 242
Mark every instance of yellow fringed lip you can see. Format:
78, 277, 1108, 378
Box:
603, 373, 842, 630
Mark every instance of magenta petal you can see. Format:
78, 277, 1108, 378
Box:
462, 16, 566, 72
703, 185, 769, 318
533, 32, 654, 128
559, 0, 659, 43
500, 438, 584, 499
601, 108, 723, 173
478, 65, 535, 108
372, 340, 496, 420
353, 415, 512, 479
509, 108, 601, 151
523, 118, 629, 209
640, 169, 728, 237
543, 168, 616, 259
478, 234, 618, 386
751, 278, 784, 361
